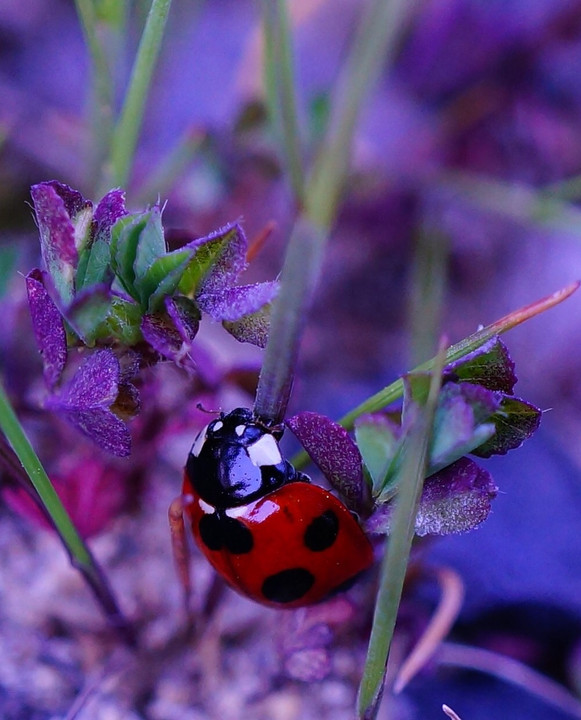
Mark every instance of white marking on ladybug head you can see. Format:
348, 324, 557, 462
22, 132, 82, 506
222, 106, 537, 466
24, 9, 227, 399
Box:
199, 498, 215, 514
191, 424, 209, 457
234, 424, 246, 437
211, 420, 224, 433
225, 505, 249, 519
247, 434, 282, 467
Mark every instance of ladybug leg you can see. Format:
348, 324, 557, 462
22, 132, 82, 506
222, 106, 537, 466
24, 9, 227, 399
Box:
168, 495, 192, 616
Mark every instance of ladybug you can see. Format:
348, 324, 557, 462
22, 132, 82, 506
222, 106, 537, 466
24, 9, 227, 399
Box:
182, 407, 373, 608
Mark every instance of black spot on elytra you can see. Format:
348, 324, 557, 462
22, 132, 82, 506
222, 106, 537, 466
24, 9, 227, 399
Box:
303, 509, 339, 552
199, 513, 253, 554
261, 568, 315, 603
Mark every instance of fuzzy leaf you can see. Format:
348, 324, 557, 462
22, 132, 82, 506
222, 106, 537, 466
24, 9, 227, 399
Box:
132, 206, 166, 282
31, 183, 79, 303
140, 248, 194, 312
198, 281, 278, 321
66, 285, 112, 343
445, 336, 517, 393
365, 457, 497, 536
97, 296, 143, 345
76, 237, 113, 290
179, 222, 247, 296
430, 382, 500, 473
472, 396, 542, 458
110, 212, 149, 300
25, 269, 67, 389
141, 299, 200, 370
287, 411, 366, 512
92, 188, 127, 243
354, 414, 400, 493
46, 349, 131, 456
223, 302, 272, 347
166, 296, 201, 343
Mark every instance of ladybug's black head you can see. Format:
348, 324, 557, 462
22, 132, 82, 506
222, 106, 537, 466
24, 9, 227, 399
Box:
185, 407, 297, 508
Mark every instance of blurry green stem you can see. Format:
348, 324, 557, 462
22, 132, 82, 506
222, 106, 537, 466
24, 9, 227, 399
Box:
290, 281, 578, 468
75, 0, 116, 187
107, 0, 172, 190
254, 0, 416, 422
0, 381, 134, 645
305, 0, 417, 228
262, 0, 304, 203
339, 281, 579, 430
357, 344, 446, 718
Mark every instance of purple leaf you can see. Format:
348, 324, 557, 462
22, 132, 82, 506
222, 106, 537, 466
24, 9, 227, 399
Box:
166, 296, 201, 343
46, 350, 131, 456
141, 297, 201, 370
286, 411, 367, 512
197, 281, 278, 321
365, 457, 497, 536
93, 188, 127, 242
222, 303, 272, 348
189, 221, 248, 295
31, 183, 79, 303
472, 396, 542, 458
445, 337, 517, 393
25, 269, 67, 389
42, 180, 89, 219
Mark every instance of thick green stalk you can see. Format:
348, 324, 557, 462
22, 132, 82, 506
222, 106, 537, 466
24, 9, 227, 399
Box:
357, 345, 446, 718
254, 0, 416, 422
107, 0, 172, 190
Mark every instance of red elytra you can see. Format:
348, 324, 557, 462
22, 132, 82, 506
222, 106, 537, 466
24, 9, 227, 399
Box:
182, 473, 374, 609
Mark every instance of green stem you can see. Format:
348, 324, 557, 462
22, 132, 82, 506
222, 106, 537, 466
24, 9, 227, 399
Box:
339, 281, 579, 429
254, 0, 415, 422
75, 0, 117, 191
305, 0, 417, 228
357, 344, 447, 718
290, 281, 578, 468
134, 126, 205, 205
261, 0, 304, 203
0, 381, 134, 645
107, 0, 172, 190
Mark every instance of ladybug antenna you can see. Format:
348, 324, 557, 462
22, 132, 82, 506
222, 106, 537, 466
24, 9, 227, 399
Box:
196, 402, 222, 416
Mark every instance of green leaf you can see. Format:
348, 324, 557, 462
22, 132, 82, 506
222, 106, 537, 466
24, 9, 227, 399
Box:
446, 336, 517, 393
110, 212, 149, 300
137, 248, 193, 312
67, 287, 112, 344
132, 206, 166, 281
472, 396, 542, 458
96, 296, 143, 345
178, 224, 245, 296
76, 238, 112, 290
354, 415, 400, 493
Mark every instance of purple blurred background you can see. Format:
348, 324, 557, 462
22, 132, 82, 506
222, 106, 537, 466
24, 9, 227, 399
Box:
2, 1, 581, 718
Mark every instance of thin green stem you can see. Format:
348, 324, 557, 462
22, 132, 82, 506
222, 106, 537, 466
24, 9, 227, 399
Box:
107, 0, 172, 191
357, 343, 447, 718
408, 220, 448, 366
305, 0, 417, 228
75, 0, 117, 191
261, 0, 304, 203
134, 126, 205, 205
338, 281, 579, 430
254, 0, 415, 422
254, 217, 326, 422
0, 381, 134, 645
290, 281, 578, 468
